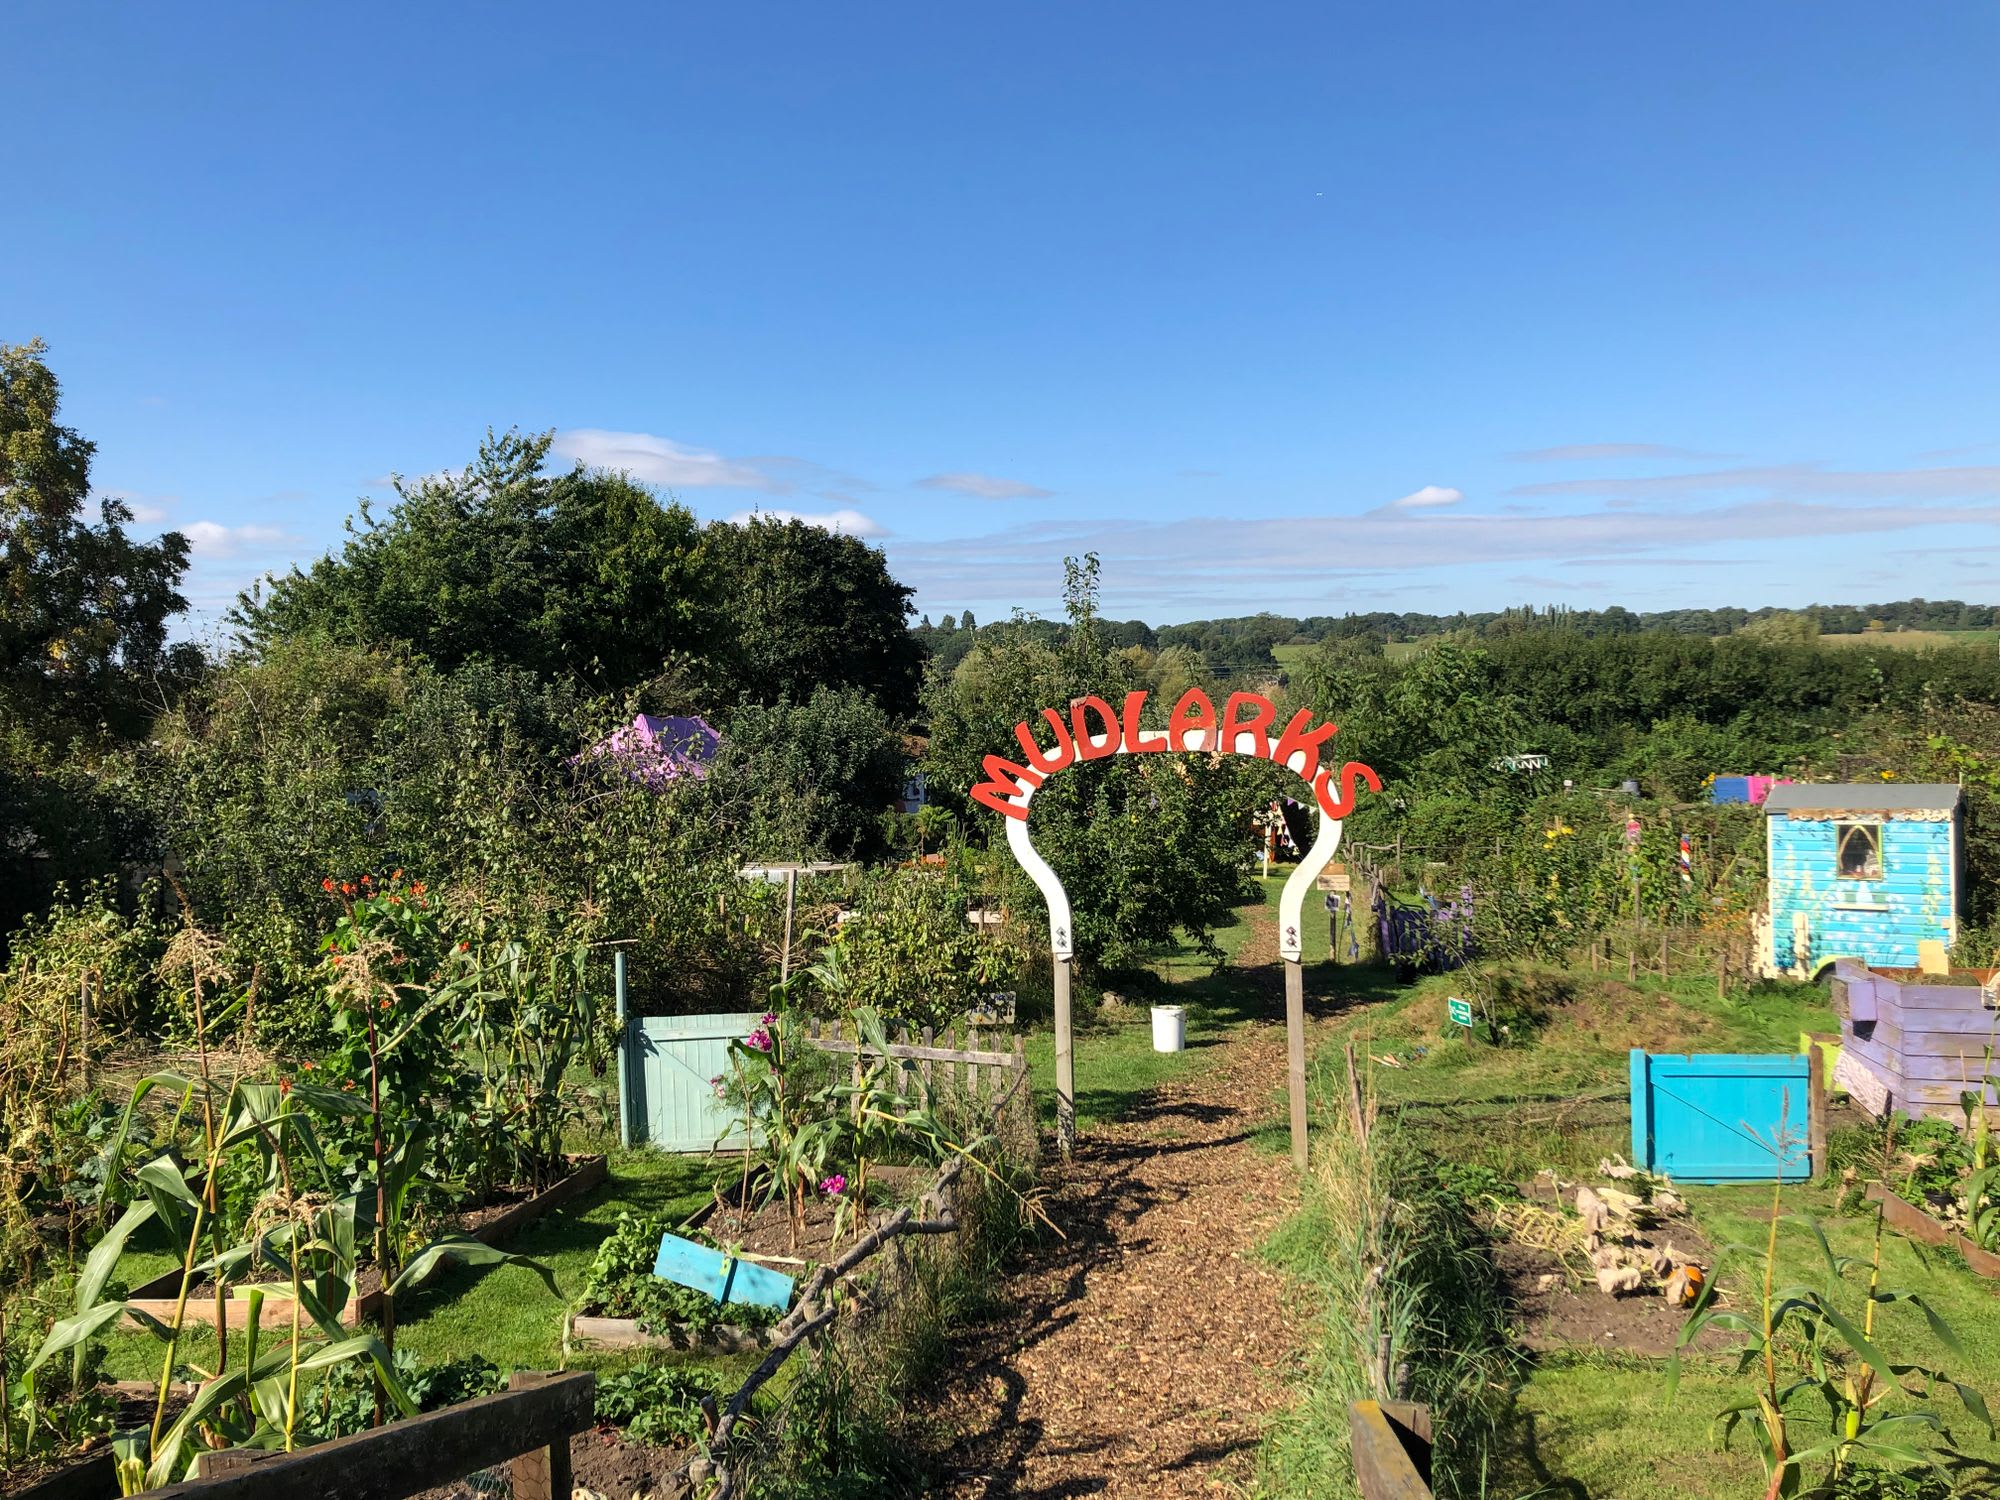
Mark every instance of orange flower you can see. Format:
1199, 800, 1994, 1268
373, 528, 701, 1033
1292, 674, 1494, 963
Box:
279, 1078, 293, 1095
392, 868, 404, 880
341, 882, 356, 896
321, 878, 335, 893
410, 881, 426, 896
342, 1079, 356, 1091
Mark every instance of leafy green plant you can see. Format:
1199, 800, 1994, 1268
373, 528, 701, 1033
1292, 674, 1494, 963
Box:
593, 1364, 722, 1447
575, 1211, 783, 1336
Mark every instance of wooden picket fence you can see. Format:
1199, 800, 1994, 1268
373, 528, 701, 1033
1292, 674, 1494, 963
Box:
800, 1017, 1029, 1124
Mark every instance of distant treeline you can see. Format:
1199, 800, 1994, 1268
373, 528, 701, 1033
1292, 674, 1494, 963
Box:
912, 598, 1998, 678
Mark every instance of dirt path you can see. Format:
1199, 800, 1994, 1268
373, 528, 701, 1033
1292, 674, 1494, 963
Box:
923, 915, 1312, 1498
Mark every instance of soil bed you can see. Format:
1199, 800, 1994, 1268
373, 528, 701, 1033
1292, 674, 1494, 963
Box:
409, 1428, 692, 1500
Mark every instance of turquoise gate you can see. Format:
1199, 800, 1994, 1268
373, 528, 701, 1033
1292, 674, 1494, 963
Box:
1629, 1050, 1812, 1183
622, 1012, 759, 1153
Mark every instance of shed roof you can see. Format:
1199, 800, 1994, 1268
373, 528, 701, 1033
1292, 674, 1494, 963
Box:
1762, 783, 1962, 815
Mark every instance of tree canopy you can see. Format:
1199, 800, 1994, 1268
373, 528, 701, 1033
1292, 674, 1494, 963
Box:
0, 339, 191, 738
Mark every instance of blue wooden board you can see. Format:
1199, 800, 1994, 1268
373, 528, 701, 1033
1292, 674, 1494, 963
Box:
653, 1232, 795, 1312
1630, 1050, 1811, 1183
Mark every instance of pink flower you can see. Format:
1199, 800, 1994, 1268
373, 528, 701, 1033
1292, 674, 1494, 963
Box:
819, 1174, 846, 1197
761, 1011, 778, 1026
745, 1028, 773, 1053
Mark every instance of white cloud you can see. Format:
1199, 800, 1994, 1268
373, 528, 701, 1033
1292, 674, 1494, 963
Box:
724, 507, 885, 538
552, 429, 770, 490
916, 472, 1053, 500
1385, 485, 1464, 510
181, 521, 301, 559
1511, 442, 1728, 463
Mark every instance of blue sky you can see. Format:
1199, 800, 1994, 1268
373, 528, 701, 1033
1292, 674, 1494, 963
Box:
11, 2, 1999, 630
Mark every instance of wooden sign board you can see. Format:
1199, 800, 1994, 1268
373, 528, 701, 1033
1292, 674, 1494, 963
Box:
1316, 862, 1351, 894
653, 1233, 795, 1313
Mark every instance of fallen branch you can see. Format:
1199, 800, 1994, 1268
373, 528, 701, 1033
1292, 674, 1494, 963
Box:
692, 1155, 969, 1497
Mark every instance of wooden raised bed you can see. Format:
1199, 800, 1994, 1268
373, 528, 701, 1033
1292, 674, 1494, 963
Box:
568, 1163, 944, 1354
123, 1155, 608, 1330
1865, 1182, 2000, 1279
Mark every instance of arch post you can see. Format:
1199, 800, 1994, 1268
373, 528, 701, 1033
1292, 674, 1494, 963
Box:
1285, 956, 1307, 1168
1054, 956, 1076, 1156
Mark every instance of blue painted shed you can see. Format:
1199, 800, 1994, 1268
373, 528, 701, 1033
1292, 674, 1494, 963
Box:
1761, 783, 1964, 976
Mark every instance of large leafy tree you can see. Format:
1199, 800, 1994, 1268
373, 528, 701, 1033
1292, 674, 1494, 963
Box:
705, 515, 923, 716
0, 339, 190, 736
234, 429, 719, 695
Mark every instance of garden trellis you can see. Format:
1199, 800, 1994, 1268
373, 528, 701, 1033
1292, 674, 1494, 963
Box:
969, 685, 1379, 1163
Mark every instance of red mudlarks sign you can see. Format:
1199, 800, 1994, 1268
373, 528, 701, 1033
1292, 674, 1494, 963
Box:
970, 688, 1379, 822
968, 687, 1379, 962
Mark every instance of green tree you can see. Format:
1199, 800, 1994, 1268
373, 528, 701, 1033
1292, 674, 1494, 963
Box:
705, 516, 923, 715
234, 429, 718, 695
0, 339, 191, 736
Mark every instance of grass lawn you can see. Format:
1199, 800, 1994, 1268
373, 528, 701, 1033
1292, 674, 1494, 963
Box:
1292, 959, 2000, 1498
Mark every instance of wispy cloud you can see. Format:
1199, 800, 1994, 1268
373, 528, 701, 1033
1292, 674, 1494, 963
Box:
888, 496, 2000, 615
1383, 484, 1463, 511
553, 429, 770, 490
99, 490, 174, 525
181, 521, 302, 559
916, 472, 1053, 500
1510, 463, 2000, 502
724, 506, 884, 538
1509, 442, 1730, 463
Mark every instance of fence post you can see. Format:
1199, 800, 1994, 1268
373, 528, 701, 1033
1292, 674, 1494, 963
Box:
1285, 959, 1308, 1169
1809, 1042, 1829, 1178
967, 1024, 981, 1101
920, 1024, 934, 1107
613, 950, 631, 1150
508, 1372, 574, 1500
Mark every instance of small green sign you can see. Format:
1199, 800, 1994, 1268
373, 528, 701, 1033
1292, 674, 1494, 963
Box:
1447, 997, 1474, 1027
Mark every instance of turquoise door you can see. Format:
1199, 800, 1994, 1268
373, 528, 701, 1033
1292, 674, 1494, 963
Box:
626, 1013, 759, 1152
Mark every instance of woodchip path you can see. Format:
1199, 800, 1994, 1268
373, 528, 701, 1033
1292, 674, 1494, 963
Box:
922, 913, 1316, 1498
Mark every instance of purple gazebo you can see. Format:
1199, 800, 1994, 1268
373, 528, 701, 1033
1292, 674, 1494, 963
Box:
583, 713, 721, 791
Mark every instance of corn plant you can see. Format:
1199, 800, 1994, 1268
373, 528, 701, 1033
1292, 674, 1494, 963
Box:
1672, 1132, 1992, 1498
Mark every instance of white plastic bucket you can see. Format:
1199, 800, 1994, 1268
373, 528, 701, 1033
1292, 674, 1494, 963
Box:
1151, 1004, 1186, 1053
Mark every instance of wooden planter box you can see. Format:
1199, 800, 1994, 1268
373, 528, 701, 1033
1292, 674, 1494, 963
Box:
566, 1313, 772, 1354
1865, 1182, 2000, 1279
122, 1156, 608, 1331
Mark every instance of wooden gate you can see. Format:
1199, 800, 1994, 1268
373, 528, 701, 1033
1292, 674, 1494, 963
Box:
624, 1013, 761, 1152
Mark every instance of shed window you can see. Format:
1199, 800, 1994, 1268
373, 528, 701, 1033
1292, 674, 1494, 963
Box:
1836, 822, 1882, 880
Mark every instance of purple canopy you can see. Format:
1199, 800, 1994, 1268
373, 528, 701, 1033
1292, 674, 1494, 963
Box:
583, 713, 721, 791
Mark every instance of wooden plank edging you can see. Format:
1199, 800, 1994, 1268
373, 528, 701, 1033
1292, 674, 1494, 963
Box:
1347, 1399, 1433, 1500
152, 1372, 595, 1499
1865, 1183, 2000, 1278
3, 1450, 116, 1500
